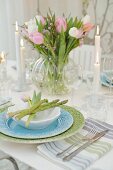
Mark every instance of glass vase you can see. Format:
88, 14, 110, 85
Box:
32, 55, 78, 95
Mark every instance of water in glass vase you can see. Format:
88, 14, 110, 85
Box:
32, 56, 78, 95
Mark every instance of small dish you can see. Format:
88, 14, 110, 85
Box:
14, 107, 61, 130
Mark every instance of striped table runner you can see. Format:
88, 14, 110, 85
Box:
37, 118, 113, 170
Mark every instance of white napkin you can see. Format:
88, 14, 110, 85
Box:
37, 118, 113, 170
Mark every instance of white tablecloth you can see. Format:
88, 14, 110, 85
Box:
0, 60, 113, 170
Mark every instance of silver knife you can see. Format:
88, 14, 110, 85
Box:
63, 129, 109, 162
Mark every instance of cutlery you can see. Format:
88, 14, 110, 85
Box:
0, 101, 11, 107
63, 129, 109, 162
56, 125, 98, 158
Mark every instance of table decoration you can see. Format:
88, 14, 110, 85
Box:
20, 39, 26, 87
86, 25, 102, 118
15, 22, 26, 91
0, 52, 10, 104
0, 106, 84, 144
15, 21, 21, 88
8, 91, 68, 128
95, 25, 100, 60
0, 52, 7, 79
93, 25, 101, 93
93, 52, 100, 92
22, 11, 93, 95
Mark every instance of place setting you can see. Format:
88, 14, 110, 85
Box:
1, 1, 113, 170
0, 88, 113, 170
0, 89, 113, 170
0, 91, 85, 144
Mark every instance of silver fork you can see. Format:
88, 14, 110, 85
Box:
56, 125, 98, 158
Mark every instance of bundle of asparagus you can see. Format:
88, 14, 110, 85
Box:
8, 91, 68, 127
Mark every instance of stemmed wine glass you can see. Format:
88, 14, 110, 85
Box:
103, 57, 113, 97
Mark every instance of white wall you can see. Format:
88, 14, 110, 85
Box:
39, 0, 82, 17
0, 0, 9, 53
0, 0, 82, 59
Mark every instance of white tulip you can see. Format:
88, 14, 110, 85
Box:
82, 15, 90, 24
69, 27, 83, 39
69, 27, 77, 37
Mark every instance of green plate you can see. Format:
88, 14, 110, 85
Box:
0, 105, 84, 144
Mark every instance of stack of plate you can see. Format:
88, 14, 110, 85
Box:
0, 106, 84, 144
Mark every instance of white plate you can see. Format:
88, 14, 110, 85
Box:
15, 107, 60, 130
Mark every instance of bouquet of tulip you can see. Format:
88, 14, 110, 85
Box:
23, 11, 93, 94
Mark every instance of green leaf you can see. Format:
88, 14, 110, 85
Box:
58, 31, 66, 64
31, 91, 41, 105
35, 18, 43, 32
36, 92, 41, 102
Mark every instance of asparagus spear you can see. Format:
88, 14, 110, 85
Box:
15, 99, 60, 119
25, 113, 36, 127
9, 99, 48, 117
16, 100, 68, 120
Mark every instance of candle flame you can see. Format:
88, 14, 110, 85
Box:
0, 51, 5, 63
15, 21, 18, 31
96, 25, 99, 35
20, 39, 24, 47
1, 51, 4, 58
24, 22, 28, 26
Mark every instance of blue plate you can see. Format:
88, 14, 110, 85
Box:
0, 109, 73, 139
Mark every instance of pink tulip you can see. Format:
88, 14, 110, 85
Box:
79, 38, 84, 46
29, 31, 44, 45
40, 16, 46, 25
83, 23, 94, 33
55, 17, 67, 33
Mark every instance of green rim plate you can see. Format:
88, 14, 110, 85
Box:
0, 105, 85, 144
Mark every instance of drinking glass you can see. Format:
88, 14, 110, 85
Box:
86, 95, 107, 121
25, 43, 39, 84
0, 53, 11, 104
86, 71, 94, 90
103, 57, 113, 97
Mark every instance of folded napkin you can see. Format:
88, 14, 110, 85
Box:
37, 118, 113, 170
0, 97, 12, 113
101, 72, 113, 85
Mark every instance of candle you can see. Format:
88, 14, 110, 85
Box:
95, 25, 100, 63
20, 38, 26, 86
15, 21, 18, 32
93, 52, 100, 92
0, 52, 7, 80
93, 25, 101, 93
15, 21, 21, 85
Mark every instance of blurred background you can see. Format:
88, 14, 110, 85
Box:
0, 0, 113, 59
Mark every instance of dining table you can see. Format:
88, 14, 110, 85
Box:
0, 60, 113, 170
